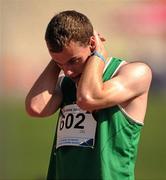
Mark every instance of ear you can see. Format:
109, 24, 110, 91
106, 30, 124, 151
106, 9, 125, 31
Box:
89, 36, 96, 52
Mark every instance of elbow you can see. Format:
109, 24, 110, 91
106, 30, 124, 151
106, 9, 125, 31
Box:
25, 104, 39, 117
77, 85, 103, 111
25, 101, 39, 117
25, 98, 45, 118
77, 93, 96, 111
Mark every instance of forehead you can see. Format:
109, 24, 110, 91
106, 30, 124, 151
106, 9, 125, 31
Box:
48, 41, 87, 64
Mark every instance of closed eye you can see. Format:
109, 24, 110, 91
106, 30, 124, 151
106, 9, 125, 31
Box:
68, 58, 81, 65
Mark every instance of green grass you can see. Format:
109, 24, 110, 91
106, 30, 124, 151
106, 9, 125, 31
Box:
0, 98, 57, 180
135, 93, 166, 180
0, 94, 165, 180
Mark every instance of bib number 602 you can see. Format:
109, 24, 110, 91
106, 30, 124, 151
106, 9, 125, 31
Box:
59, 113, 85, 130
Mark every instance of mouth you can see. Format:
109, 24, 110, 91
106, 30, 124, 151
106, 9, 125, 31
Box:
70, 74, 81, 82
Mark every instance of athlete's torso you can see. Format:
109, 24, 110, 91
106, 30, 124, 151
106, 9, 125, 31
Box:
47, 57, 143, 180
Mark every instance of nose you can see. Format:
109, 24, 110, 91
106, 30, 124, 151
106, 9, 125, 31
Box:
63, 66, 74, 77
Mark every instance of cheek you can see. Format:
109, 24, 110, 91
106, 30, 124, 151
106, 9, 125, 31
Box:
79, 57, 87, 66
77, 60, 87, 73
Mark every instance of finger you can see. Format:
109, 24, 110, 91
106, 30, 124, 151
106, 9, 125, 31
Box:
100, 37, 106, 42
98, 33, 106, 42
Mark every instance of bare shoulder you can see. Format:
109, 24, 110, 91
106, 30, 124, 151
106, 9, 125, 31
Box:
116, 61, 152, 93
119, 61, 152, 75
113, 61, 152, 122
119, 61, 152, 81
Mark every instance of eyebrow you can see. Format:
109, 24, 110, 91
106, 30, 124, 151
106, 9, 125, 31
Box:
55, 57, 77, 66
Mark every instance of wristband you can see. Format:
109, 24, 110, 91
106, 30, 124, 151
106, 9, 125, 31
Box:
91, 50, 106, 63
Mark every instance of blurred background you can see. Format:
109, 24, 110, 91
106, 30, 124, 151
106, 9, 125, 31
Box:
0, 0, 166, 179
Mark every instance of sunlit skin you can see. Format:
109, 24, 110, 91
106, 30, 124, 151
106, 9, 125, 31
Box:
47, 41, 93, 83
47, 32, 106, 83
24, 12, 153, 180
26, 32, 152, 124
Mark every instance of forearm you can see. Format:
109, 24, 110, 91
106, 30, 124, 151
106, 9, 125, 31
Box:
77, 59, 152, 112
25, 60, 61, 116
77, 56, 106, 110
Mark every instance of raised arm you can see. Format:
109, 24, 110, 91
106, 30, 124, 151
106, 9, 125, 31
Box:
77, 33, 152, 112
25, 60, 63, 117
77, 60, 152, 111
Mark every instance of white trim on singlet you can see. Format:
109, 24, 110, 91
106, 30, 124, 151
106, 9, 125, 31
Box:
58, 58, 144, 125
103, 57, 113, 72
111, 60, 126, 78
103, 57, 126, 78
118, 105, 144, 125
104, 59, 144, 125
58, 72, 65, 88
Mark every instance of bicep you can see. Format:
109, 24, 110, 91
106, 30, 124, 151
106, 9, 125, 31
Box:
103, 62, 152, 105
77, 62, 152, 111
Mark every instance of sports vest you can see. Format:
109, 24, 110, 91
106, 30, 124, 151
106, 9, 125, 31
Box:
47, 57, 143, 180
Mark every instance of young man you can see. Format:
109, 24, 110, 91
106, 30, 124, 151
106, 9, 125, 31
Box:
25, 10, 152, 180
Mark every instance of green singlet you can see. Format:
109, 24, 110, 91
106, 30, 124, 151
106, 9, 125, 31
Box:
47, 57, 143, 180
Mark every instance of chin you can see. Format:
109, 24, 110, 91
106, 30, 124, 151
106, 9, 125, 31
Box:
71, 75, 81, 83
72, 77, 80, 83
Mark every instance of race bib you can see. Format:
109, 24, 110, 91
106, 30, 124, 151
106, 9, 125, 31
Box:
56, 104, 97, 149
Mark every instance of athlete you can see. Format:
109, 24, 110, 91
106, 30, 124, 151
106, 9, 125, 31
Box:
25, 10, 152, 180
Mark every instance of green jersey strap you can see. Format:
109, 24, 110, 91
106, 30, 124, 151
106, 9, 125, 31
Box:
103, 57, 123, 81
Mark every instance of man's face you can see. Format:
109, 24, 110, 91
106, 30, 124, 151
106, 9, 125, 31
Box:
47, 41, 92, 82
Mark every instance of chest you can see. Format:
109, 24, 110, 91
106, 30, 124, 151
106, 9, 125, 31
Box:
56, 104, 97, 149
